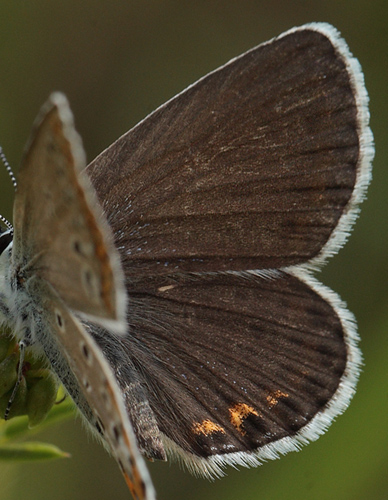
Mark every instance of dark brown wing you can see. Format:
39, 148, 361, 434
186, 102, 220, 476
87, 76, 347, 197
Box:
87, 26, 370, 279
106, 270, 358, 475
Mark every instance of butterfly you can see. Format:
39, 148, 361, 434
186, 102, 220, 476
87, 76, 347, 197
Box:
0, 22, 373, 500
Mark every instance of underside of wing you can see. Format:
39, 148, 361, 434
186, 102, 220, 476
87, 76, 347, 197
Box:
28, 276, 155, 500
13, 93, 126, 329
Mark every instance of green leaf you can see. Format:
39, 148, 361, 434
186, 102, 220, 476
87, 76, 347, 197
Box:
0, 441, 70, 461
0, 328, 74, 464
0, 396, 75, 442
27, 370, 60, 427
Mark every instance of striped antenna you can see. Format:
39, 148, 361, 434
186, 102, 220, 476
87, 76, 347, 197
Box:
0, 146, 17, 189
0, 214, 12, 231
0, 146, 15, 230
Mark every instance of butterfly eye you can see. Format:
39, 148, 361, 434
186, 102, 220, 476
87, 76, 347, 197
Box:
0, 230, 13, 255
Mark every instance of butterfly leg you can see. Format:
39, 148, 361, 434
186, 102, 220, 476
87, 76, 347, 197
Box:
4, 338, 27, 419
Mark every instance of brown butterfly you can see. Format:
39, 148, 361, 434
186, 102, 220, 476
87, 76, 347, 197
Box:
0, 23, 373, 499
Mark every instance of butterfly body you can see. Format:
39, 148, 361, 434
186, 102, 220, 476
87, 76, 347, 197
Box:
0, 236, 36, 349
0, 23, 373, 500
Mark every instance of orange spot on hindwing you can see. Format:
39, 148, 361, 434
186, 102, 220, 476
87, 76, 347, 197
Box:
229, 403, 259, 436
266, 390, 289, 408
192, 419, 226, 436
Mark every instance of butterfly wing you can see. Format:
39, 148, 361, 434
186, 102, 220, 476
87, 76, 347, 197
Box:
27, 276, 155, 500
85, 24, 372, 471
87, 24, 372, 279
11, 94, 155, 497
107, 270, 359, 476
13, 93, 126, 330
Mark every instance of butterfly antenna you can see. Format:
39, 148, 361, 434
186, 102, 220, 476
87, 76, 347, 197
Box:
0, 214, 12, 231
0, 146, 15, 231
0, 146, 17, 189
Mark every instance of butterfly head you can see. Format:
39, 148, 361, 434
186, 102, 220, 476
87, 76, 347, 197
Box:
0, 228, 13, 255
0, 228, 13, 281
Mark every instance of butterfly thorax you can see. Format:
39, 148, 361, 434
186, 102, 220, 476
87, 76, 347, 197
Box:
0, 231, 43, 355
0, 230, 98, 416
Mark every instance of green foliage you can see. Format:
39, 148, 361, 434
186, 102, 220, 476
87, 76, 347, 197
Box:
0, 329, 74, 462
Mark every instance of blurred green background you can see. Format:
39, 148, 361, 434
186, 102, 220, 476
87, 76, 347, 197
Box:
0, 1, 387, 499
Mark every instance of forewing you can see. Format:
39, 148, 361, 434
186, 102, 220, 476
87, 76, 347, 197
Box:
13, 93, 126, 328
28, 277, 155, 500
121, 271, 359, 475
87, 25, 372, 279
